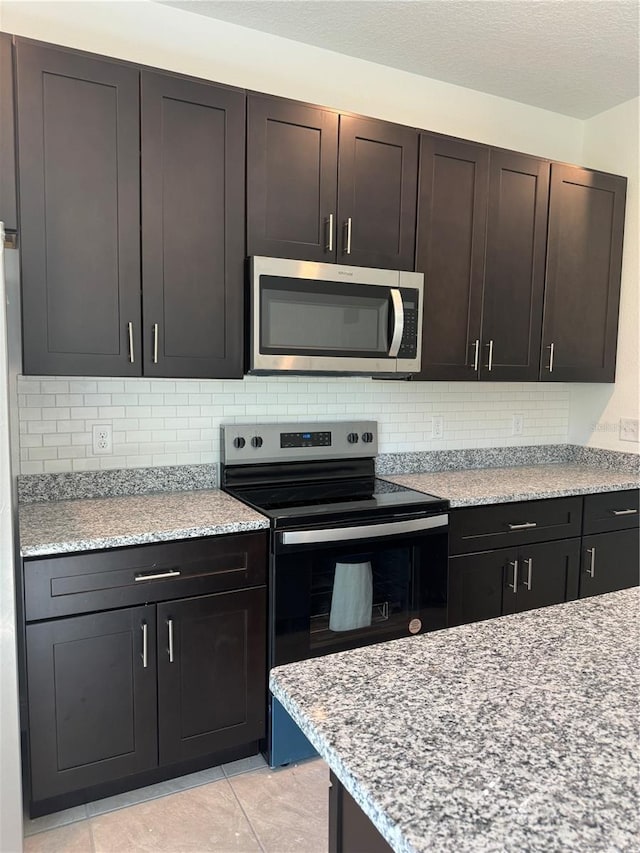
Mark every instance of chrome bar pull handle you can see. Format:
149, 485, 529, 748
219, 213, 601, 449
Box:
153, 323, 159, 364
509, 560, 518, 593
134, 569, 181, 582
548, 342, 555, 373
523, 558, 533, 591
167, 618, 174, 663
141, 622, 148, 668
487, 340, 494, 371
508, 521, 537, 530
344, 217, 352, 255
128, 322, 135, 363
388, 289, 405, 358
612, 508, 637, 516
586, 547, 596, 578
326, 213, 334, 253
472, 339, 480, 372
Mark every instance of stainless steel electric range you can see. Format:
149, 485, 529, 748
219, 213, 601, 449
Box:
221, 421, 448, 767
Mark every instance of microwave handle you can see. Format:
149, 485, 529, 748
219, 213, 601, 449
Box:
388, 289, 405, 358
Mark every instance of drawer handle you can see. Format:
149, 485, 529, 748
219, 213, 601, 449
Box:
167, 618, 174, 663
508, 522, 537, 530
509, 559, 518, 593
611, 509, 637, 516
586, 547, 596, 578
523, 557, 533, 591
141, 621, 148, 669
134, 569, 181, 582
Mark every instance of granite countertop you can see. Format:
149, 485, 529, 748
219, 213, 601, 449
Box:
271, 588, 640, 853
382, 463, 639, 507
19, 489, 270, 557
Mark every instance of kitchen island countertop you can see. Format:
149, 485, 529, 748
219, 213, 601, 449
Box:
19, 489, 270, 557
270, 588, 640, 853
381, 462, 639, 507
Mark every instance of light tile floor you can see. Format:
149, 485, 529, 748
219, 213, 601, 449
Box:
23, 755, 329, 853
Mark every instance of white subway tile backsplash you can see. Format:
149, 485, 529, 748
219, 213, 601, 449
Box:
16, 374, 572, 474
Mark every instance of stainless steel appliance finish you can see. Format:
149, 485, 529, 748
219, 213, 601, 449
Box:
249, 256, 423, 375
222, 420, 378, 466
221, 420, 448, 768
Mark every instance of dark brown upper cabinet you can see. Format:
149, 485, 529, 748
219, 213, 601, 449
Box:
416, 138, 549, 382
141, 71, 245, 379
481, 151, 549, 381
415, 135, 488, 380
0, 33, 18, 232
541, 164, 627, 382
17, 40, 142, 376
246, 95, 338, 263
247, 95, 418, 270
336, 115, 418, 270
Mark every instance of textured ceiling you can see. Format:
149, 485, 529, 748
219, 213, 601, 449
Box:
159, 0, 639, 118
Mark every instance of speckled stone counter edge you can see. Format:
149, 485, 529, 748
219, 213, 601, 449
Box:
18, 464, 217, 504
376, 444, 639, 475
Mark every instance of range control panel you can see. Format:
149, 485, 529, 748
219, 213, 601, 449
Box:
222, 421, 378, 465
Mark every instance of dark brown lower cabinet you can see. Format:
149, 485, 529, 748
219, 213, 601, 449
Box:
26, 586, 266, 809
329, 771, 392, 853
157, 589, 266, 765
448, 538, 580, 627
579, 529, 639, 598
27, 606, 158, 802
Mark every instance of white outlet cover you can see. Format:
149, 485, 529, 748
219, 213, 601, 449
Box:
432, 415, 444, 439
92, 424, 113, 455
512, 413, 524, 436
619, 418, 639, 442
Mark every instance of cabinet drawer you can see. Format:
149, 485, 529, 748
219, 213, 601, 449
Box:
582, 490, 639, 535
449, 496, 583, 555
24, 532, 267, 621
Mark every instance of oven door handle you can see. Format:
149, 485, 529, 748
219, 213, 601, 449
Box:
279, 514, 448, 546
388, 289, 405, 358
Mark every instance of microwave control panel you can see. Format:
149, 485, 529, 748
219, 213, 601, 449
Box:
398, 290, 418, 359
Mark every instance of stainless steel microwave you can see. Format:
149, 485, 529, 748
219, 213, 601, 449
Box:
249, 257, 423, 375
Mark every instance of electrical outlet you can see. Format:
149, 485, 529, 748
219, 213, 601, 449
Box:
619, 418, 639, 442
92, 424, 113, 455
512, 413, 524, 436
432, 415, 444, 439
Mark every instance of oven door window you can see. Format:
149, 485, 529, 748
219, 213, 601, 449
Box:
260, 277, 390, 358
273, 530, 447, 665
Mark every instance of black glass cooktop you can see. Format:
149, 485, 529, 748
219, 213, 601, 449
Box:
225, 476, 447, 529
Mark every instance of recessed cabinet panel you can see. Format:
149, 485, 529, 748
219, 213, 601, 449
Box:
448, 549, 510, 627
157, 589, 266, 765
337, 115, 418, 270
502, 538, 580, 616
542, 165, 626, 382
481, 152, 549, 380
247, 95, 338, 262
579, 529, 639, 598
17, 40, 141, 375
27, 606, 157, 801
141, 71, 245, 378
416, 135, 488, 380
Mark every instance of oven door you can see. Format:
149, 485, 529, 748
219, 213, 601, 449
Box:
250, 257, 422, 374
271, 514, 448, 666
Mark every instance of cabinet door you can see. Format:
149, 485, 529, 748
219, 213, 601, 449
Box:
157, 588, 266, 765
502, 538, 580, 616
415, 135, 488, 380
448, 550, 514, 627
579, 529, 639, 599
542, 164, 626, 382
480, 151, 549, 381
247, 95, 338, 262
141, 71, 245, 378
16, 40, 141, 375
337, 115, 418, 270
27, 606, 157, 802
0, 33, 17, 231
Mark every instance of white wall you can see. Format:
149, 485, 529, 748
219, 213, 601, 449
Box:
569, 97, 640, 451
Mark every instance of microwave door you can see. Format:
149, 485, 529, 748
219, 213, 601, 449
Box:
388, 289, 404, 358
